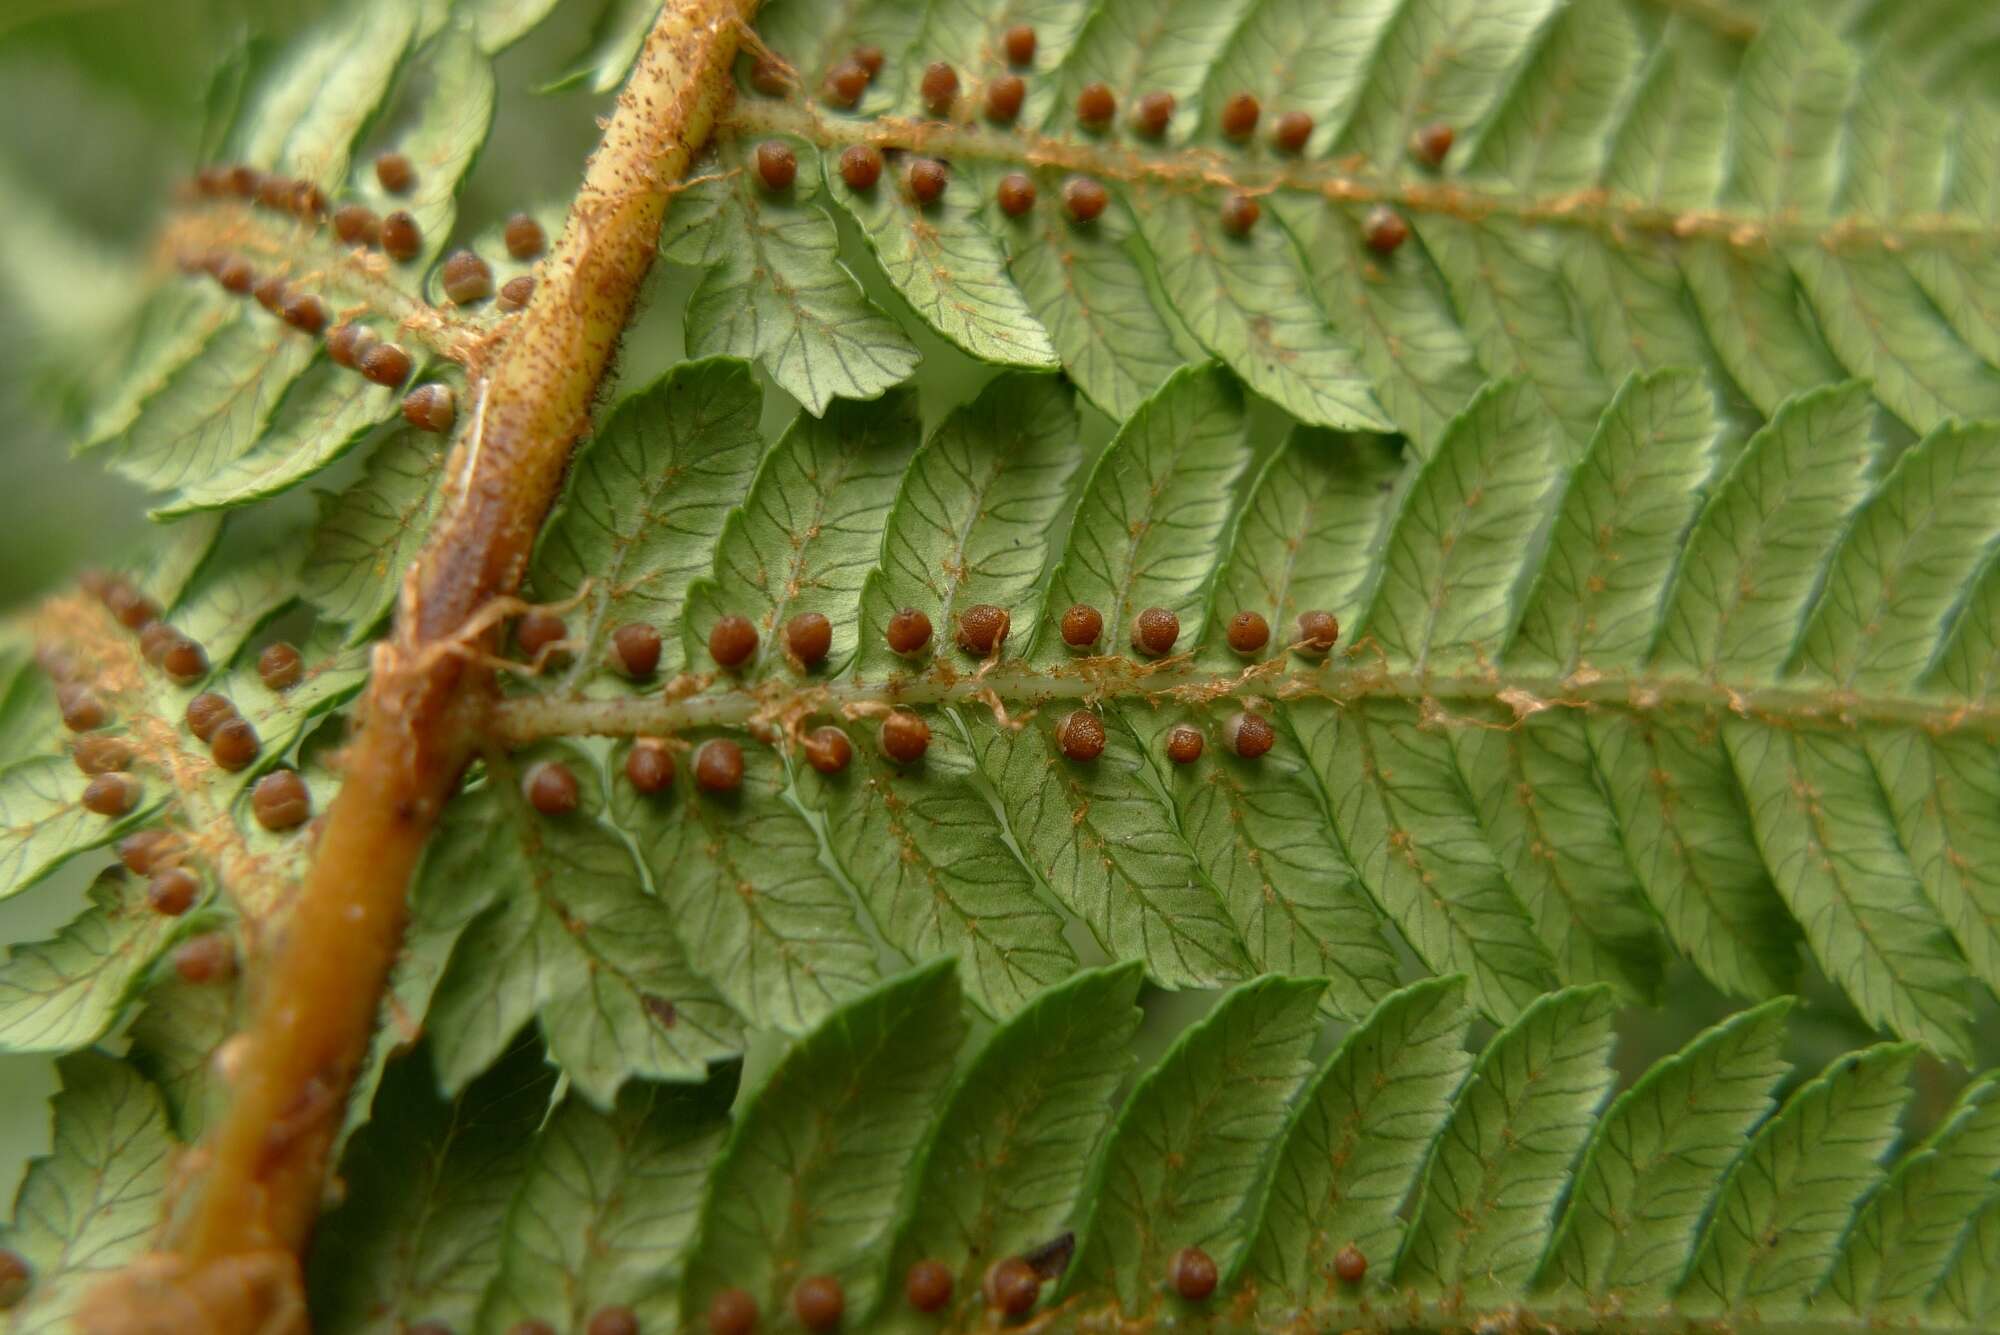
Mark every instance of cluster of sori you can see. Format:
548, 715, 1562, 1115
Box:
182, 152, 554, 439
506, 595, 1339, 819
742, 24, 1449, 255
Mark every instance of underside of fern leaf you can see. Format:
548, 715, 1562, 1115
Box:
9, 0, 2000, 1329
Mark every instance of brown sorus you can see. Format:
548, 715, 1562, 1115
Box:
1075, 82, 1115, 129
985, 73, 1025, 123
524, 760, 580, 815
1132, 90, 1176, 137
82, 773, 141, 817
210, 716, 260, 771
196, 165, 229, 195
148, 867, 200, 916
327, 321, 377, 368
360, 341, 414, 388
586, 1307, 638, 1335
497, 275, 536, 311
118, 828, 172, 875
281, 290, 327, 334
252, 769, 312, 831
402, 383, 456, 433
1220, 92, 1260, 140
135, 620, 173, 665
1333, 1242, 1367, 1285
1058, 710, 1106, 762
1364, 205, 1409, 255
1228, 711, 1276, 759
1272, 109, 1314, 153
1003, 24, 1037, 66
374, 151, 416, 194
694, 738, 745, 793
1411, 121, 1454, 168
517, 609, 568, 660
1221, 192, 1260, 236
1132, 607, 1180, 657
885, 607, 933, 655
291, 181, 328, 218
750, 54, 790, 96
172, 932, 234, 984
0, 1247, 24, 1308
983, 1257, 1038, 1316
253, 274, 287, 313
1060, 603, 1104, 648
107, 582, 161, 629
216, 256, 255, 294
1062, 175, 1108, 223
1226, 610, 1270, 654
755, 138, 798, 191
255, 173, 293, 210
792, 1275, 844, 1332
226, 165, 260, 197
162, 637, 210, 684
824, 60, 869, 107
441, 249, 494, 305
905, 1259, 953, 1312
625, 739, 675, 794
996, 172, 1036, 216
908, 157, 948, 206
921, 60, 960, 115
610, 622, 662, 678
880, 711, 930, 764
380, 209, 422, 261
59, 687, 108, 733
333, 203, 380, 245
504, 212, 547, 260
187, 691, 236, 741
852, 45, 885, 76
1166, 724, 1204, 764
1170, 1246, 1218, 1302
258, 642, 304, 691
708, 614, 759, 669
74, 734, 135, 775
803, 725, 852, 775
786, 611, 833, 668
1296, 609, 1340, 652
839, 144, 883, 190
706, 1288, 757, 1335
955, 603, 1009, 657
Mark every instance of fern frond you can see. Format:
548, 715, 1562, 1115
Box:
132, 962, 1997, 1332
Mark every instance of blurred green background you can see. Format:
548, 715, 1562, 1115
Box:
0, 0, 1990, 1237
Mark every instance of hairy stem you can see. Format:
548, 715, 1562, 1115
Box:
81, 2, 757, 1328
489, 657, 2000, 745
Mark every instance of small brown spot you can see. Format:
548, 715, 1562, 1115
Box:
402, 383, 457, 434
881, 711, 930, 764
1220, 92, 1260, 140
610, 622, 663, 679
380, 210, 422, 262
374, 152, 415, 194
824, 60, 869, 107
210, 717, 260, 772
1003, 25, 1037, 67
904, 1258, 952, 1312
1225, 610, 1269, 655
709, 614, 759, 670
186, 692, 237, 741
695, 739, 745, 793
955, 603, 1009, 658
332, 203, 380, 245
1228, 711, 1276, 759
1075, 82, 1115, 130
82, 773, 141, 817
921, 61, 960, 116
840, 144, 883, 190
787, 611, 833, 669
1296, 610, 1340, 653
524, 760, 580, 816
517, 609, 568, 662
625, 739, 675, 794
497, 275, 536, 311
1166, 724, 1204, 765
1132, 607, 1179, 657
983, 1257, 1038, 1316
1272, 109, 1314, 154
1410, 121, 1454, 168
996, 172, 1036, 216
503, 213, 547, 260
258, 643, 304, 691
1221, 192, 1260, 237
1062, 175, 1108, 223
803, 725, 853, 775
586, 1305, 638, 1335
281, 291, 327, 334
73, 734, 134, 775
161, 637, 210, 685
59, 686, 108, 733
359, 341, 414, 387
885, 608, 933, 656
1364, 206, 1409, 255
706, 1288, 757, 1335
792, 1275, 844, 1332
1058, 711, 1105, 762
642, 994, 677, 1027
908, 157, 948, 206
1333, 1242, 1367, 1285
118, 828, 173, 875
1060, 603, 1103, 648
1169, 1245, 1217, 1302
985, 73, 1025, 123
755, 139, 798, 191
172, 932, 234, 984
1132, 90, 1176, 138
441, 250, 494, 305
252, 770, 311, 831
147, 867, 199, 916
852, 46, 884, 77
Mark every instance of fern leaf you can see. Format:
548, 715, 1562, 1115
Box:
0, 1054, 173, 1334
0, 869, 184, 1056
